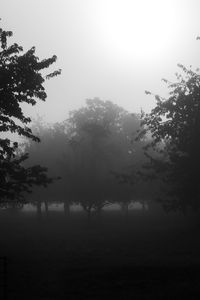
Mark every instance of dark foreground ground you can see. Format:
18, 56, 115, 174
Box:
0, 208, 200, 299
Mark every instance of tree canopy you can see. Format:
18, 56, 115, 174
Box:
24, 98, 144, 216
0, 25, 61, 203
138, 64, 200, 212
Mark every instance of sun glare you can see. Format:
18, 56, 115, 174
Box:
93, 0, 182, 66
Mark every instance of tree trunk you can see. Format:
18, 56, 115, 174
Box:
125, 202, 129, 219
121, 202, 129, 219
96, 206, 103, 223
142, 200, 146, 212
87, 208, 91, 224
36, 201, 42, 220
44, 200, 49, 218
64, 201, 70, 217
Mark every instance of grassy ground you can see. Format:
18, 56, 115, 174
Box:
0, 209, 200, 299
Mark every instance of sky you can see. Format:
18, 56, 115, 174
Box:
1, 0, 200, 123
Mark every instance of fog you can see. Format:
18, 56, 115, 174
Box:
1, 1, 200, 299
1, 0, 200, 123
1, 98, 200, 299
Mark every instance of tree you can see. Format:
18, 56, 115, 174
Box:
0, 24, 61, 204
23, 118, 65, 216
24, 98, 144, 218
137, 63, 200, 212
63, 98, 141, 218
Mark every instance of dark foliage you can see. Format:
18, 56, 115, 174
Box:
0, 24, 61, 203
137, 63, 200, 212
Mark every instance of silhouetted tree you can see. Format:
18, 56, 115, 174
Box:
24, 98, 145, 219
0, 24, 61, 205
63, 98, 141, 219
23, 118, 64, 216
137, 63, 200, 212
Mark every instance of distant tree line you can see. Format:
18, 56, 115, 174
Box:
24, 98, 150, 219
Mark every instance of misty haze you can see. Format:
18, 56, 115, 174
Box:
1, 1, 200, 299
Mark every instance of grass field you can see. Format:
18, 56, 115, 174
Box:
0, 208, 200, 299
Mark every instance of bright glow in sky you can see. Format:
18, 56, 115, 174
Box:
93, 0, 181, 65
1, 0, 200, 123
